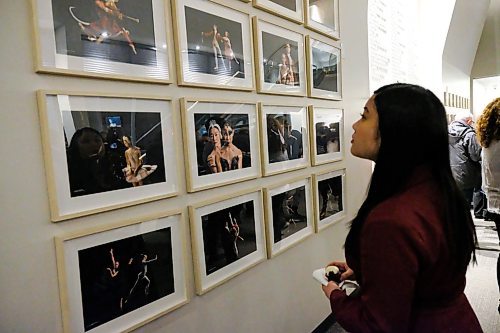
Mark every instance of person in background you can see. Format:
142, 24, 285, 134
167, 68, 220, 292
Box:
448, 110, 482, 209
476, 97, 500, 313
320, 83, 481, 332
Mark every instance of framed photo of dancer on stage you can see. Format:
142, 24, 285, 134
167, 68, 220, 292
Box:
32, 0, 173, 83
180, 99, 261, 192
263, 177, 314, 258
309, 106, 343, 165
37, 91, 179, 221
306, 36, 342, 100
312, 168, 346, 232
259, 104, 310, 176
252, 0, 304, 24
55, 211, 188, 333
304, 0, 340, 39
172, 0, 254, 90
189, 189, 266, 294
253, 18, 306, 96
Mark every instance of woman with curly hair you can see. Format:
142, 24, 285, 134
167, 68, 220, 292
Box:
476, 97, 500, 313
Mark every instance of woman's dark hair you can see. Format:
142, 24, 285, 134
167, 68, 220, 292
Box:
345, 83, 477, 274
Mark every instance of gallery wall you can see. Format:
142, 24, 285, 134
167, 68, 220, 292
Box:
0, 0, 373, 332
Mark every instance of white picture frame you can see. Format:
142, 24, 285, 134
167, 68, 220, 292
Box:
304, 0, 340, 39
309, 106, 344, 165
259, 103, 310, 176
253, 0, 304, 24
180, 98, 261, 192
189, 189, 267, 295
264, 177, 314, 258
312, 168, 346, 232
253, 17, 306, 96
37, 91, 179, 221
55, 211, 189, 333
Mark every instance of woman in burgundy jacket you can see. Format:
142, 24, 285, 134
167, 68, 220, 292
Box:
321, 83, 482, 332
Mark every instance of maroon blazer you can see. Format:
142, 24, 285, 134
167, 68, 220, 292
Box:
330, 168, 482, 332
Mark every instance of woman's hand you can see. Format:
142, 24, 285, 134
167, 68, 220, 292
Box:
322, 281, 340, 299
325, 261, 355, 281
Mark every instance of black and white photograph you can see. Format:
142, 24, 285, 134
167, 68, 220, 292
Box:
33, 0, 171, 82
305, 0, 340, 39
264, 178, 314, 257
181, 100, 260, 192
253, 0, 303, 23
260, 104, 309, 176
310, 106, 344, 165
189, 190, 266, 294
56, 212, 188, 333
38, 92, 179, 221
313, 169, 346, 231
174, 0, 254, 89
254, 18, 306, 96
307, 37, 342, 100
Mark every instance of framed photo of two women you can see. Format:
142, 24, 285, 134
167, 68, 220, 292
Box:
37, 91, 179, 221
31, 0, 173, 83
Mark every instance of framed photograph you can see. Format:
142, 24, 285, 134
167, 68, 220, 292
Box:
37, 91, 179, 221
309, 106, 343, 165
55, 211, 188, 333
253, 0, 304, 24
172, 0, 254, 90
259, 104, 309, 176
189, 190, 266, 294
306, 36, 342, 100
31, 0, 172, 83
264, 177, 314, 258
253, 18, 306, 96
304, 0, 340, 39
312, 169, 346, 232
180, 99, 261, 192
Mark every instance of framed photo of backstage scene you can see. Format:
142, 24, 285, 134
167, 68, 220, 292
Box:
304, 0, 340, 39
263, 177, 314, 258
252, 0, 304, 24
180, 99, 261, 192
172, 0, 254, 90
55, 211, 189, 333
253, 18, 306, 96
309, 106, 343, 165
306, 36, 342, 100
312, 168, 346, 232
189, 189, 266, 294
259, 104, 310, 176
31, 0, 173, 83
37, 91, 179, 221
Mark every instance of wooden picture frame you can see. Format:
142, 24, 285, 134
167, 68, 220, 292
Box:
306, 36, 342, 100
309, 106, 344, 165
263, 177, 314, 258
180, 98, 261, 192
189, 189, 267, 294
253, 0, 304, 24
259, 103, 310, 176
312, 168, 346, 232
55, 211, 189, 333
31, 0, 173, 83
253, 17, 306, 96
37, 91, 179, 221
304, 0, 340, 40
172, 0, 254, 90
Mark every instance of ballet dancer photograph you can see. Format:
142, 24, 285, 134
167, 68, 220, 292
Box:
313, 169, 345, 231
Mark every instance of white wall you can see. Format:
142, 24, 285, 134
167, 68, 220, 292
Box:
0, 1, 372, 332
472, 0, 500, 79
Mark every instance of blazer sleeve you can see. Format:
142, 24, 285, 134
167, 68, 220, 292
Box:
329, 212, 421, 333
